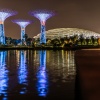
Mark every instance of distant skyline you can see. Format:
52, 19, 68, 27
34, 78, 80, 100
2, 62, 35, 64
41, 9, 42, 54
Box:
0, 0, 100, 39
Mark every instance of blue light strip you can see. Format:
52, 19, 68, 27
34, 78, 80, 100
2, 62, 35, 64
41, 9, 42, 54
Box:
0, 24, 5, 44
40, 25, 46, 44
21, 27, 25, 45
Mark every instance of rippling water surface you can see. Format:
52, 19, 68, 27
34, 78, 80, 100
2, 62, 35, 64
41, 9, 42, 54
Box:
0, 50, 76, 100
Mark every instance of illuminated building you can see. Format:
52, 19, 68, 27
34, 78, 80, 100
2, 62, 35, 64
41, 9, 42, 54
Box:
30, 10, 55, 44
34, 28, 100, 39
0, 9, 17, 44
12, 20, 32, 45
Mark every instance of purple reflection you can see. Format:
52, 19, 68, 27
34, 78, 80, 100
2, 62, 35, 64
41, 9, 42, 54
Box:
0, 51, 8, 98
36, 50, 49, 97
18, 51, 28, 94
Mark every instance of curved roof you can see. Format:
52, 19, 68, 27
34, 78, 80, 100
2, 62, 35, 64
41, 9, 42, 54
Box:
33, 28, 100, 39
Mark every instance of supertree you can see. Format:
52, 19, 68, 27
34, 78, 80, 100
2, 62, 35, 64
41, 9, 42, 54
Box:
0, 9, 17, 44
29, 10, 55, 44
12, 19, 32, 45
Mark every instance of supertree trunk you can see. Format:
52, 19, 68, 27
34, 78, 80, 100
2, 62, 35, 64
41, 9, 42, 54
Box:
0, 24, 5, 44
21, 28, 25, 45
40, 24, 46, 44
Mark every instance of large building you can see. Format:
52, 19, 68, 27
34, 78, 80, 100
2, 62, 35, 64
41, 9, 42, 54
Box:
33, 28, 100, 40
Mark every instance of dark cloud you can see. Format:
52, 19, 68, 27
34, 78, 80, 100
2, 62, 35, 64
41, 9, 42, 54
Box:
0, 0, 100, 39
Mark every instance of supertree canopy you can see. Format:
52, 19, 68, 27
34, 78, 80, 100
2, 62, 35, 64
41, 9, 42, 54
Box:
0, 9, 17, 44
29, 10, 55, 44
12, 19, 32, 45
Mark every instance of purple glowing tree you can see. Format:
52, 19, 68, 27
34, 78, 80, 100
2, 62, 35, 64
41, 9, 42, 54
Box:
12, 19, 32, 45
0, 9, 17, 44
29, 10, 55, 44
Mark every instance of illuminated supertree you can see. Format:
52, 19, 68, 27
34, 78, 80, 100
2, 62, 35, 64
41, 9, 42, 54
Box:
29, 10, 55, 44
0, 9, 17, 44
12, 19, 32, 45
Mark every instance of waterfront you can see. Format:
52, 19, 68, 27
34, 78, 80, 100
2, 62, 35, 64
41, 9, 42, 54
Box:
0, 50, 76, 100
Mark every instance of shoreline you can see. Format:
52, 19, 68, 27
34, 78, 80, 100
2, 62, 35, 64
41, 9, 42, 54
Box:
0, 45, 100, 50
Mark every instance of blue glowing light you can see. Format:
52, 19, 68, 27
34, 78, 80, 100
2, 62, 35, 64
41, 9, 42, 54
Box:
12, 20, 32, 28
0, 9, 17, 44
12, 20, 32, 45
0, 9, 17, 22
39, 25, 46, 44
29, 10, 54, 44
33, 13, 53, 23
36, 50, 49, 97
30, 10, 54, 23
18, 51, 28, 94
0, 24, 4, 44
40, 50, 46, 68
0, 51, 8, 97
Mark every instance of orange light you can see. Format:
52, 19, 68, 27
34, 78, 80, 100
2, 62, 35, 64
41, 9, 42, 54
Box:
21, 28, 25, 30
0, 21, 3, 24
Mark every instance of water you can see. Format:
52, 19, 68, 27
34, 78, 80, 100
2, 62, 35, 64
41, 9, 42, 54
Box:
0, 50, 76, 100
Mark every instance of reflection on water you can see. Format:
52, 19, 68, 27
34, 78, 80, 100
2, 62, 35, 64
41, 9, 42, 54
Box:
46, 50, 75, 82
0, 50, 76, 99
18, 50, 28, 94
0, 51, 8, 99
36, 50, 48, 97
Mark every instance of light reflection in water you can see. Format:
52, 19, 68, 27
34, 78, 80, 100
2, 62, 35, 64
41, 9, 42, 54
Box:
18, 50, 28, 94
36, 50, 49, 97
46, 50, 76, 82
0, 51, 8, 99
67, 51, 75, 77
0, 50, 76, 99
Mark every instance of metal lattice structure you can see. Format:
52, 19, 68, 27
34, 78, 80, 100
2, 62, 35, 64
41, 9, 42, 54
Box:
29, 10, 55, 44
0, 9, 17, 44
12, 19, 32, 45
34, 28, 100, 39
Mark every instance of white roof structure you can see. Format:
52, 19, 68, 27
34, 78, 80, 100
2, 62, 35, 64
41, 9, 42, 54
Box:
33, 28, 100, 39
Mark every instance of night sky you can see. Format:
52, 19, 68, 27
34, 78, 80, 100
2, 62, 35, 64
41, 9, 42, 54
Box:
0, 0, 100, 39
